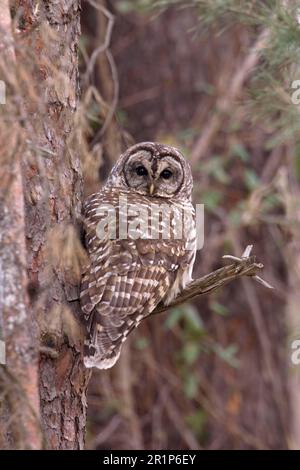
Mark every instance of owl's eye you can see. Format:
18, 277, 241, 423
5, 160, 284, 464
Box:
160, 169, 173, 180
135, 165, 148, 176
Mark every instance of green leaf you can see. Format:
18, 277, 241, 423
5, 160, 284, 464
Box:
186, 409, 207, 438
116, 109, 128, 125
182, 341, 201, 365
184, 305, 205, 333
231, 143, 250, 162
228, 207, 242, 226
115, 1, 133, 13
201, 157, 230, 184
244, 169, 259, 190
210, 300, 229, 316
164, 307, 184, 329
135, 337, 149, 350
183, 375, 199, 399
201, 190, 222, 211
213, 343, 240, 368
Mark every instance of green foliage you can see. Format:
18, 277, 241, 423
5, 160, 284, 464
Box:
201, 157, 231, 185
155, 0, 300, 147
183, 373, 199, 398
165, 302, 239, 404
243, 169, 260, 191
231, 143, 250, 162
181, 341, 201, 365
116, 109, 129, 126
212, 343, 240, 368
164, 306, 185, 329
164, 304, 205, 334
186, 409, 208, 439
201, 189, 223, 211
135, 336, 150, 350
228, 201, 246, 226
86, 101, 103, 130
210, 300, 229, 316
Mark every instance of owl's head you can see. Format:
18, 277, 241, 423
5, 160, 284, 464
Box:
106, 142, 193, 200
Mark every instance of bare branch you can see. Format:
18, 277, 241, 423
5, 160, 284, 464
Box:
81, 0, 119, 146
152, 246, 272, 316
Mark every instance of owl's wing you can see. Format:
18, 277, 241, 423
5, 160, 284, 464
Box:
80, 193, 192, 369
81, 238, 188, 369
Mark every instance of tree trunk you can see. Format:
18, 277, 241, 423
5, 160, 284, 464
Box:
0, 0, 90, 449
0, 0, 41, 450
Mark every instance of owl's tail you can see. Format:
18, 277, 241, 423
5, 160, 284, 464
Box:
84, 344, 121, 369
83, 314, 124, 369
84, 333, 122, 369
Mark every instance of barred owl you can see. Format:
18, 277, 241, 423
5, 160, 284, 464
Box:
80, 142, 196, 369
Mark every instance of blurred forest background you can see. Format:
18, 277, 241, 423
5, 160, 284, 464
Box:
0, 0, 300, 451
81, 0, 300, 450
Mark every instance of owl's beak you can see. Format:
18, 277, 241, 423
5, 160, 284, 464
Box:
149, 182, 155, 196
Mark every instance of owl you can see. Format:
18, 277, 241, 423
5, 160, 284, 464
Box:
80, 142, 196, 369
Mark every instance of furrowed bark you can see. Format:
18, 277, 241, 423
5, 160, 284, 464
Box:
4, 0, 90, 449
0, 0, 41, 450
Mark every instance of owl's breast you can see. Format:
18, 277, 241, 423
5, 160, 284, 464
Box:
84, 188, 196, 302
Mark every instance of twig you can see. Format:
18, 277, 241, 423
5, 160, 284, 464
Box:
81, 1, 119, 145
95, 49, 119, 140
152, 245, 272, 316
83, 1, 114, 84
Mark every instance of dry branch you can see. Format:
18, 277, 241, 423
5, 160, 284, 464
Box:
152, 245, 272, 316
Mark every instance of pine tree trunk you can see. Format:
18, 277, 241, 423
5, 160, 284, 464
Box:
0, 0, 90, 449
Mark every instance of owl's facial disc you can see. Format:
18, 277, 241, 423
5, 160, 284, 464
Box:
123, 151, 184, 198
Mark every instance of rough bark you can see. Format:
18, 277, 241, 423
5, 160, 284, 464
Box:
0, 0, 41, 450
21, 0, 90, 449
0, 0, 91, 449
